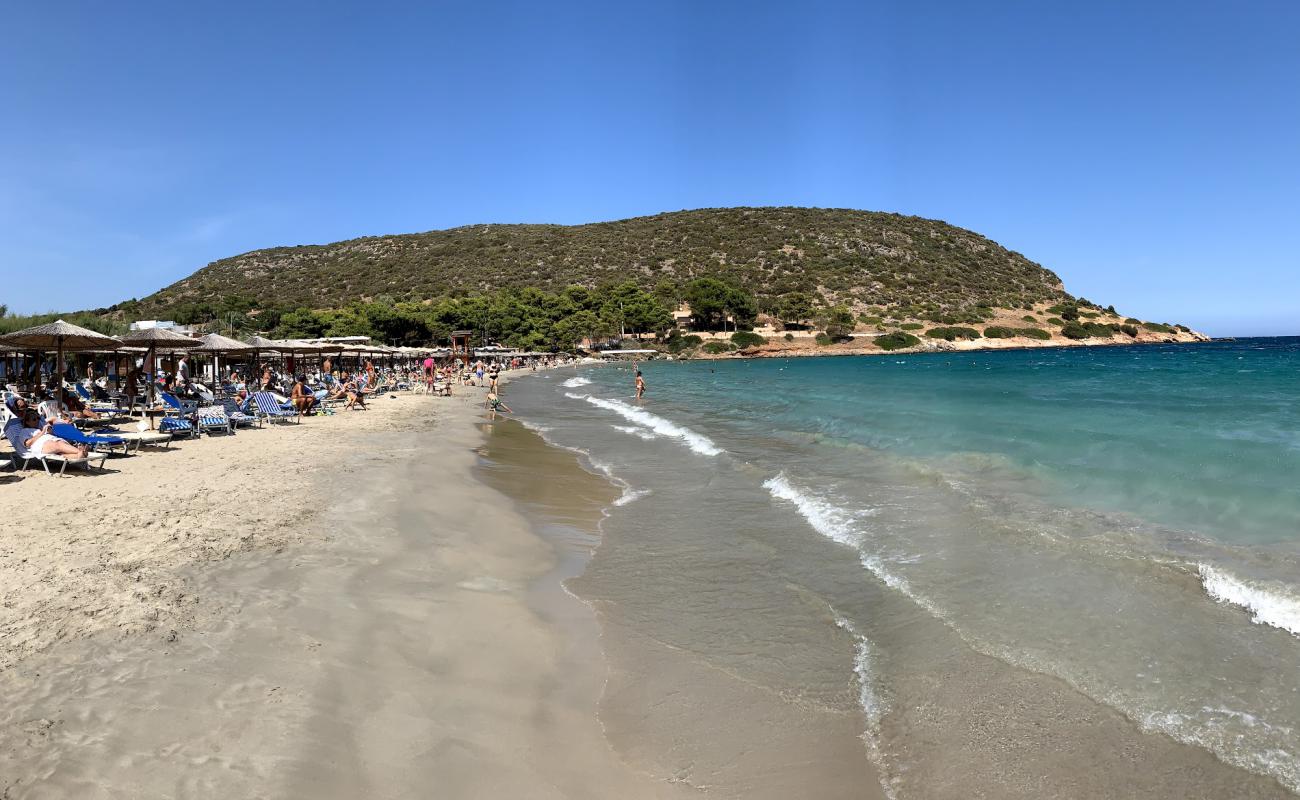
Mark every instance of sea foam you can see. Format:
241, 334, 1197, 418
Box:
578, 395, 722, 456
1198, 564, 1300, 638
765, 473, 944, 619
612, 424, 657, 441
562, 376, 592, 388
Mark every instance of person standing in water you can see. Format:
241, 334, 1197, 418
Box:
635, 368, 646, 400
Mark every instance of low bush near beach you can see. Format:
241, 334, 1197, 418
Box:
1061, 322, 1120, 340
815, 333, 834, 346
1143, 322, 1175, 333
702, 340, 735, 354
875, 332, 920, 350
730, 330, 767, 348
925, 326, 981, 341
985, 326, 1051, 340
783, 332, 794, 341
1120, 324, 1139, 337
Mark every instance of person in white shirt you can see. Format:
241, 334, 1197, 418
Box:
12, 409, 87, 458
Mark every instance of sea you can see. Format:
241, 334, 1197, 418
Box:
507, 338, 1300, 797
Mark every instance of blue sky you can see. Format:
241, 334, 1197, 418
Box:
2, 1, 1297, 335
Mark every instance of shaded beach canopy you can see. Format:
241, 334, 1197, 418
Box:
191, 332, 253, 354
0, 320, 122, 387
116, 327, 201, 350
244, 335, 282, 351
0, 319, 121, 351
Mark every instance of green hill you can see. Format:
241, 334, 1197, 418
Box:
116, 207, 1069, 319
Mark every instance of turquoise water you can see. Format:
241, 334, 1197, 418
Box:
511, 338, 1300, 795
636, 338, 1300, 546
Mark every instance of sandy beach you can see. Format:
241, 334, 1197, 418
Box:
0, 392, 688, 799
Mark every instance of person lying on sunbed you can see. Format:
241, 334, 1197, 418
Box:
59, 387, 100, 420
9, 409, 88, 459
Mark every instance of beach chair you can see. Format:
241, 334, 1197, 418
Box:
9, 435, 108, 476
195, 405, 234, 436
220, 398, 260, 429
73, 383, 130, 414
159, 391, 199, 418
159, 416, 197, 438
51, 422, 130, 456
112, 421, 174, 451
252, 391, 299, 425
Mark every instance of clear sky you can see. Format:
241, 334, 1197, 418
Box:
2, 1, 1297, 335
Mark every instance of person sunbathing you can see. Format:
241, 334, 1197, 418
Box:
59, 387, 100, 420
290, 376, 317, 416
9, 409, 88, 459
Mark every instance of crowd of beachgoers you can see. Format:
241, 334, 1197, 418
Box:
2, 352, 578, 477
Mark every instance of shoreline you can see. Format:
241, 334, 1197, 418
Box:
0, 391, 685, 798
678, 331, 1214, 361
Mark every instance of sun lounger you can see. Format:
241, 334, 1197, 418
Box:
196, 405, 233, 436
9, 435, 109, 475
220, 398, 260, 429
73, 383, 132, 417
159, 416, 197, 438
252, 391, 299, 424
160, 391, 200, 417
51, 422, 130, 455
112, 422, 174, 450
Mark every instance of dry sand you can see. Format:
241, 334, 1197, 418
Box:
0, 392, 688, 799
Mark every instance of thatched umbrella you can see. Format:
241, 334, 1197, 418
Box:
116, 327, 200, 405
191, 332, 253, 385
243, 335, 285, 387
0, 319, 121, 391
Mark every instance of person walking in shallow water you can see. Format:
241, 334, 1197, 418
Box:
635, 369, 646, 400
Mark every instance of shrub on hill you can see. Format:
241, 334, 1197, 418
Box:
1061, 322, 1120, 340
985, 326, 1052, 340
1021, 315, 1038, 323
1120, 324, 1139, 337
1143, 322, 1175, 334
730, 330, 767, 348
1046, 317, 1064, 326
899, 322, 924, 330
1125, 317, 1141, 324
702, 340, 735, 354
926, 326, 981, 341
874, 332, 920, 351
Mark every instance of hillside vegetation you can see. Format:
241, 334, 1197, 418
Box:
117, 207, 1068, 320
71, 207, 1204, 354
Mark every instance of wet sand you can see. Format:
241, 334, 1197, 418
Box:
0, 396, 684, 799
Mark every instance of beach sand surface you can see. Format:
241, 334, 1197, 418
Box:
0, 395, 686, 799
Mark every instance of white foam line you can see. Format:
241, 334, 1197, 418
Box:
765, 473, 946, 619
576, 394, 722, 456
562, 376, 592, 388
831, 609, 898, 800
1198, 563, 1300, 638
612, 424, 657, 441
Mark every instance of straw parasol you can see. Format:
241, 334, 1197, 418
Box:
117, 327, 200, 404
191, 332, 253, 384
0, 319, 121, 390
